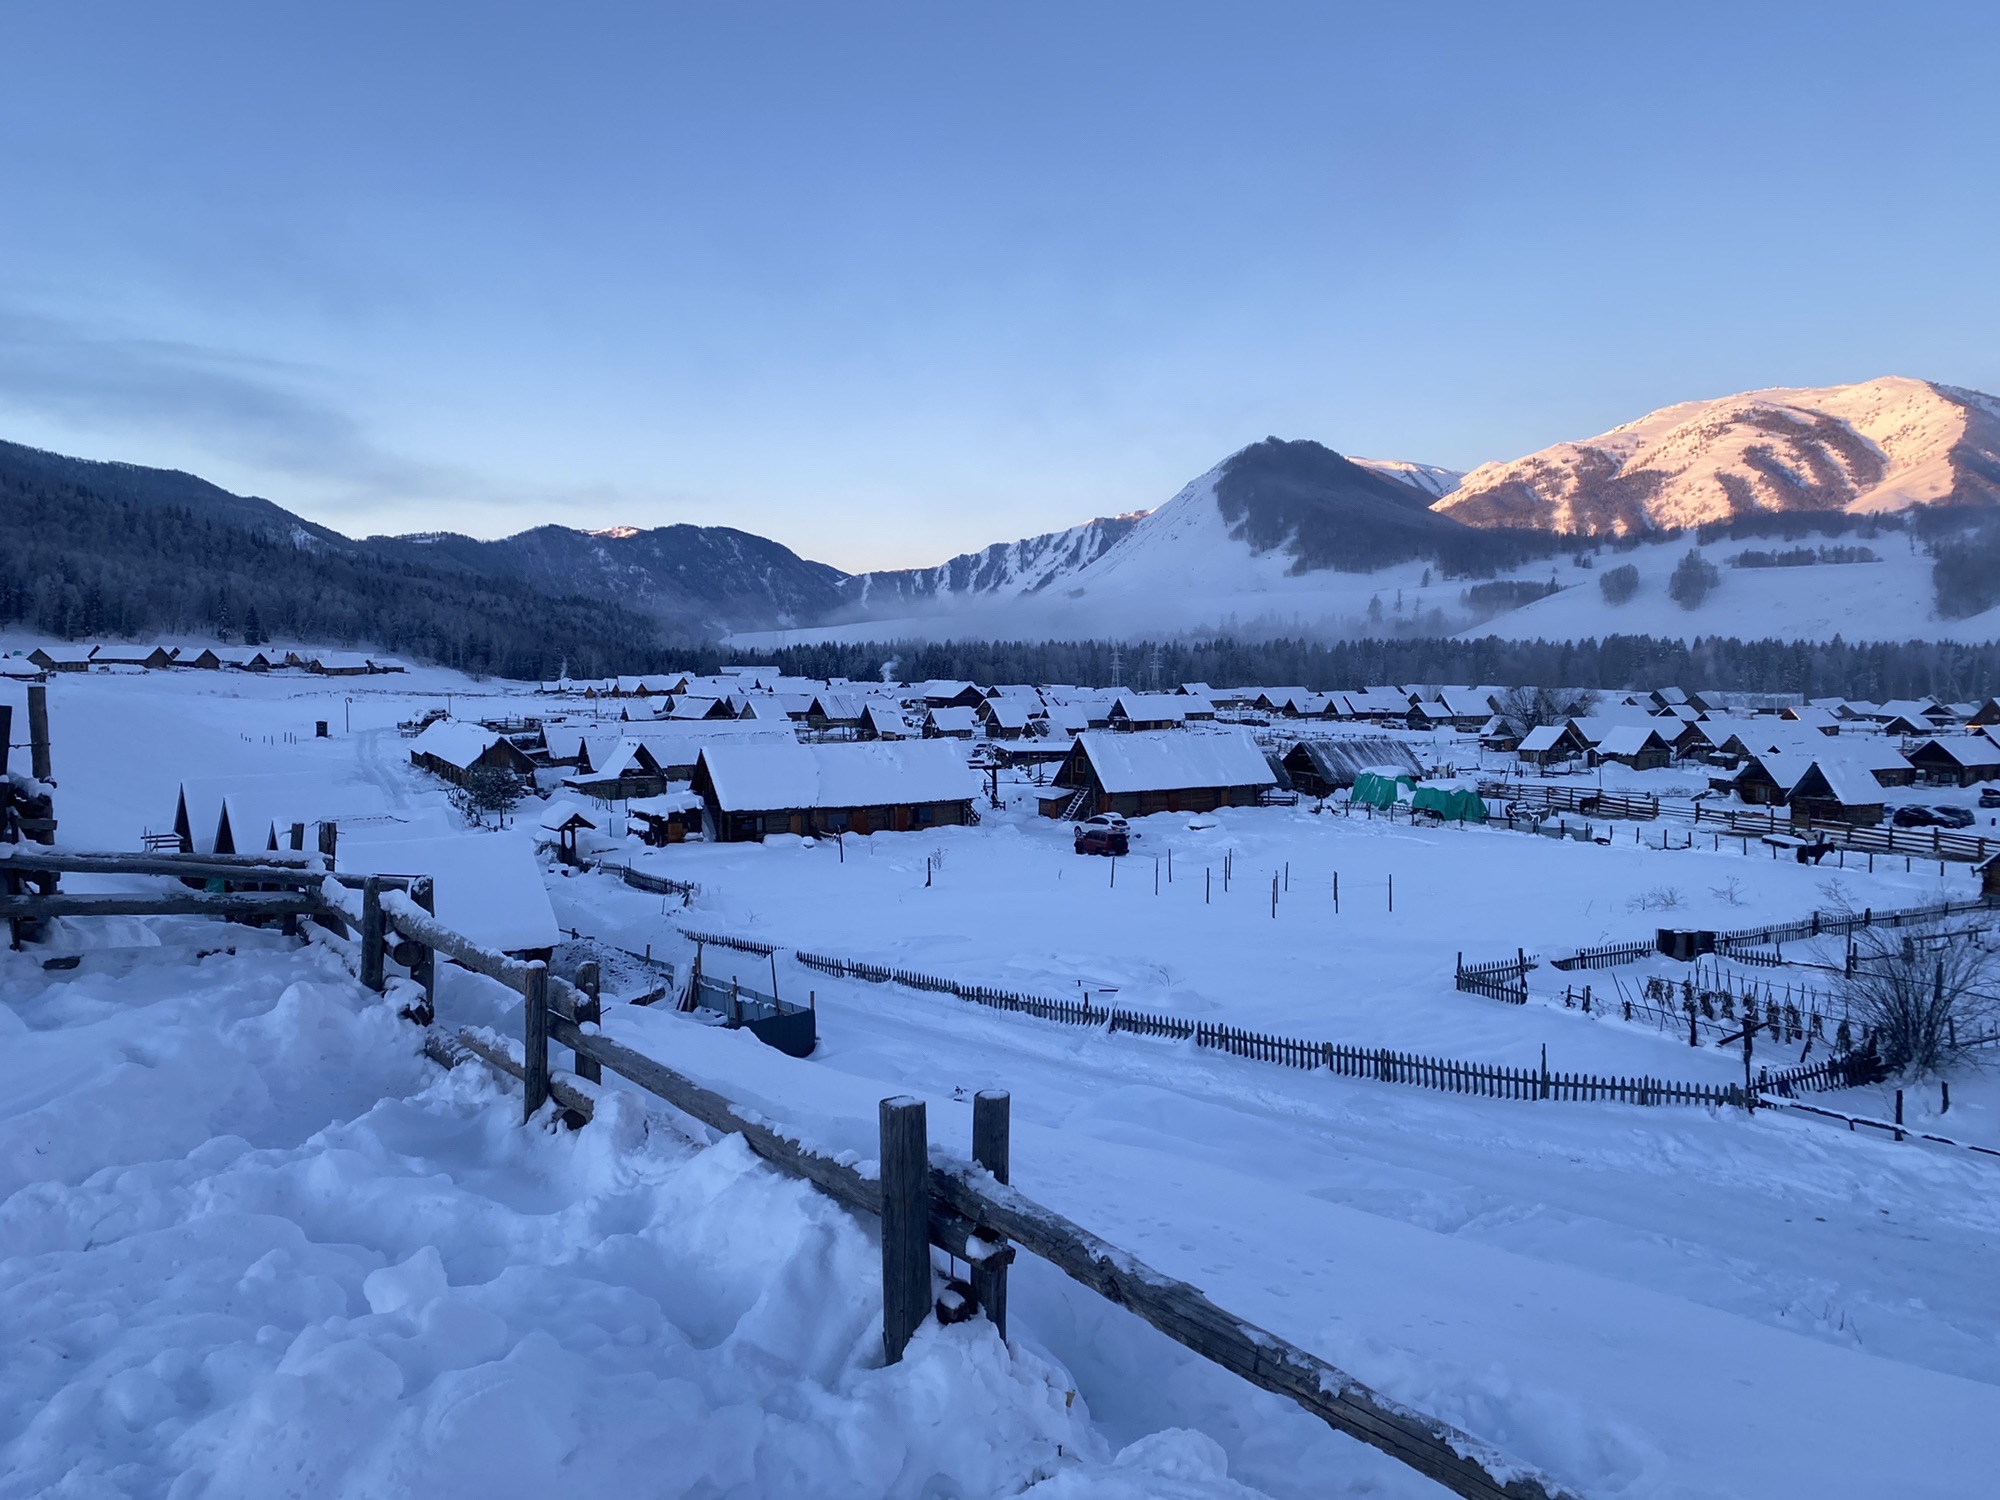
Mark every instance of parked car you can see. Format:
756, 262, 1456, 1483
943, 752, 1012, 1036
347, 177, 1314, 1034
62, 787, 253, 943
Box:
1933, 806, 1975, 829
1072, 813, 1130, 856
1979, 787, 2000, 809
1892, 804, 1939, 827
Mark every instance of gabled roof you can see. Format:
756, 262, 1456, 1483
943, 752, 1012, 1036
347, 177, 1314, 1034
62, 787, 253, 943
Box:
1912, 735, 2000, 768
1792, 759, 1887, 808
1594, 724, 1670, 757
697, 739, 980, 812
925, 706, 981, 732
1110, 692, 1189, 724
1071, 729, 1276, 795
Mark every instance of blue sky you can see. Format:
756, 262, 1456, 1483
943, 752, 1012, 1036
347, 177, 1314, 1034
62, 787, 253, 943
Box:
2, 3, 1996, 570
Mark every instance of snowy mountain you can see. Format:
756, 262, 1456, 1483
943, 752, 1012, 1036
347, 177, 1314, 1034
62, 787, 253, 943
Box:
1436, 377, 2000, 534
1352, 455, 1463, 499
837, 511, 1147, 611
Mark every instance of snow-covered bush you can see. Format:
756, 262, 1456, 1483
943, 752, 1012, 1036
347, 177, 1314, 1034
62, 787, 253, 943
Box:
1598, 563, 1640, 605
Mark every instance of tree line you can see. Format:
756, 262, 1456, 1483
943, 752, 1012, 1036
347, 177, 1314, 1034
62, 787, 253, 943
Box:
757, 634, 2000, 701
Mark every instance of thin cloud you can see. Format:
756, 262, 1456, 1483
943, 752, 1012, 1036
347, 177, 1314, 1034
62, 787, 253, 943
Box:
0, 308, 682, 536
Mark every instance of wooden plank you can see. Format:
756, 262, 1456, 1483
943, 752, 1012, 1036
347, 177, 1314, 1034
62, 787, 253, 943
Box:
359, 877, 385, 993
0, 890, 322, 920
929, 1170, 1577, 1500
522, 964, 550, 1123
971, 1089, 1012, 1340
880, 1096, 931, 1364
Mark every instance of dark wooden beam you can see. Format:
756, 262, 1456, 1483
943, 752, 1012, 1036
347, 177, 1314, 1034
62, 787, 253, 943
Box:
0, 891, 323, 920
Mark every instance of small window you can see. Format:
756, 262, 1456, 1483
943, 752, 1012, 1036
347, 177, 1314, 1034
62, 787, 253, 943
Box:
915, 805, 935, 824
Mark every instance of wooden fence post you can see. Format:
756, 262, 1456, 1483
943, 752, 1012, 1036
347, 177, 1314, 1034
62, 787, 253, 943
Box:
359, 876, 385, 992
26, 684, 52, 782
971, 1090, 1011, 1340
575, 959, 603, 1084
409, 876, 437, 1024
523, 962, 550, 1123
879, 1095, 931, 1364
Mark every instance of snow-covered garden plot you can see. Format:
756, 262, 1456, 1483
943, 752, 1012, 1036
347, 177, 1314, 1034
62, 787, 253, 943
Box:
597, 786, 1963, 1084
0, 924, 1290, 1499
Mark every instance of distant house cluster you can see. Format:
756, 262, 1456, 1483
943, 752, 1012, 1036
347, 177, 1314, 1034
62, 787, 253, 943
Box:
9, 645, 408, 678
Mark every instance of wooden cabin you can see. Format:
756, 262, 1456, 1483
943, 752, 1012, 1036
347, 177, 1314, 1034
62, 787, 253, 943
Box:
1048, 730, 1276, 818
691, 740, 979, 842
408, 719, 539, 788
1906, 736, 2000, 786
1516, 722, 1589, 768
1590, 724, 1674, 771
923, 707, 980, 740
1788, 760, 1887, 827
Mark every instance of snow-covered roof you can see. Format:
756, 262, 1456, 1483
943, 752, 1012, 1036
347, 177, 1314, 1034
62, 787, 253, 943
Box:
1594, 724, 1669, 757
1915, 735, 2000, 768
342, 832, 560, 954
1072, 729, 1276, 795
626, 721, 797, 773
983, 700, 1032, 730
1517, 725, 1573, 753
861, 703, 914, 736
537, 797, 599, 832
925, 706, 981, 733
1111, 692, 1189, 723
1795, 759, 1887, 808
698, 740, 980, 812
411, 718, 509, 772
625, 788, 705, 816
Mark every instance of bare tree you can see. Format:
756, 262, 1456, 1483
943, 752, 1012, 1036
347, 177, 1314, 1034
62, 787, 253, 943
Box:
1495, 685, 1601, 737
1842, 924, 1998, 1075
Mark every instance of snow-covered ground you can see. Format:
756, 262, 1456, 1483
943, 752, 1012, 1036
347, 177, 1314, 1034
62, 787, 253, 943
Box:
7, 665, 2000, 1497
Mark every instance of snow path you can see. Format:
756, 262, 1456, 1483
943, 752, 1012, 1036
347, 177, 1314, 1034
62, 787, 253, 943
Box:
0, 927, 1285, 1500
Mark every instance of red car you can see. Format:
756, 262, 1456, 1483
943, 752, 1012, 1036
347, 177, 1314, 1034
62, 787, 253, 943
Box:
1073, 814, 1130, 856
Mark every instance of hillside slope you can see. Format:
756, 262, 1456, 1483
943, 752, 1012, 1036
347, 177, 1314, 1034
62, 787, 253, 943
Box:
374, 524, 847, 634
1437, 377, 2000, 534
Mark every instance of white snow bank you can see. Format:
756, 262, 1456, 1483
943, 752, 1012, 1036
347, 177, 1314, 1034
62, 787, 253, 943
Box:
0, 927, 1274, 1499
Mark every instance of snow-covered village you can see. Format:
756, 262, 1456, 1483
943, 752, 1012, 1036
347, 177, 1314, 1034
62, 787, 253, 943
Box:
8, 8, 2000, 1500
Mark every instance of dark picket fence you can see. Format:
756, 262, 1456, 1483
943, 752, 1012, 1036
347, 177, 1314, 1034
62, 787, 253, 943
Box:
1548, 939, 1654, 972
796, 948, 1743, 1108
1453, 952, 1532, 1003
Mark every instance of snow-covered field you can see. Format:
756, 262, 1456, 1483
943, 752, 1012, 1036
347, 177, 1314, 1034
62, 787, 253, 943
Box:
6, 666, 2000, 1497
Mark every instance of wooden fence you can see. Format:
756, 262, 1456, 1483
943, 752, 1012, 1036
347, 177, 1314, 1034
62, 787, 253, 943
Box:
1453, 952, 1532, 1004
797, 946, 1742, 1108
2, 845, 1579, 1499
1692, 803, 1997, 864
1481, 782, 1662, 822
613, 863, 699, 900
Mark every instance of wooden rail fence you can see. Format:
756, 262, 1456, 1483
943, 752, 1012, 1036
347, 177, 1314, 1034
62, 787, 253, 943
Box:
2, 847, 1580, 1498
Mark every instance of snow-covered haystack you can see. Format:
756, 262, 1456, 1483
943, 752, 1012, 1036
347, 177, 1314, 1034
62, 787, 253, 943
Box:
0, 922, 1249, 1497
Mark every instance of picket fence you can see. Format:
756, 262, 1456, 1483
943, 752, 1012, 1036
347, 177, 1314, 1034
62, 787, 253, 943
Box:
790, 947, 1743, 1109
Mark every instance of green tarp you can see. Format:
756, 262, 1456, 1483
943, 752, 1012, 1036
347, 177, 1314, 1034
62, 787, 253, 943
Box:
1411, 785, 1488, 823
1349, 772, 1409, 809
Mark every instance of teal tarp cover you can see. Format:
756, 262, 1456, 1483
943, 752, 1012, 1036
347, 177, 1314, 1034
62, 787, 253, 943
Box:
1349, 772, 1409, 809
1411, 785, 1487, 822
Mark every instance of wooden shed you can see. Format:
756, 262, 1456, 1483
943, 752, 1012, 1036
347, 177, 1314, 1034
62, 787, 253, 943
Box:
1280, 738, 1424, 798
